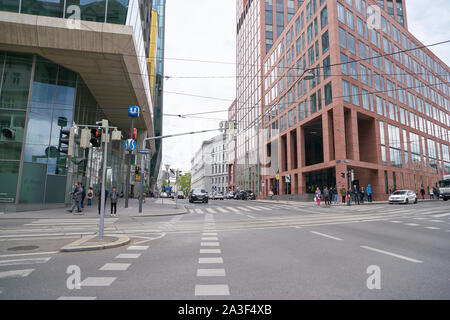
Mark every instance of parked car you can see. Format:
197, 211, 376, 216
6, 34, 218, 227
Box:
170, 192, 175, 199
213, 193, 224, 200
389, 190, 418, 204
226, 191, 235, 199
189, 188, 209, 203
244, 190, 256, 200
234, 190, 247, 200
160, 192, 168, 198
177, 191, 185, 199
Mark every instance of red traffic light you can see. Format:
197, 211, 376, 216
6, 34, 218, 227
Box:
130, 128, 137, 140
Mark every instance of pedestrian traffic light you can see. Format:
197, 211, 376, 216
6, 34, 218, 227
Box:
135, 166, 140, 175
90, 128, 102, 147
59, 127, 75, 156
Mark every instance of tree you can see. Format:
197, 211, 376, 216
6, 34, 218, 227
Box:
179, 173, 191, 196
161, 179, 168, 192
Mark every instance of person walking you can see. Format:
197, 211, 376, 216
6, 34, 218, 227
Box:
360, 187, 365, 204
353, 185, 360, 205
79, 183, 86, 209
87, 187, 94, 206
315, 187, 321, 206
68, 183, 82, 213
340, 187, 347, 204
110, 187, 119, 216
323, 187, 330, 206
366, 184, 373, 203
420, 186, 425, 200
98, 187, 109, 215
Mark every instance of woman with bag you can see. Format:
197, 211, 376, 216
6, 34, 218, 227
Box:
315, 187, 321, 206
87, 187, 94, 206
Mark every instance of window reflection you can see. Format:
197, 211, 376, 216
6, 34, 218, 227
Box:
21, 0, 65, 18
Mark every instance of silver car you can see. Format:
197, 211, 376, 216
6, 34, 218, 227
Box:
389, 190, 418, 204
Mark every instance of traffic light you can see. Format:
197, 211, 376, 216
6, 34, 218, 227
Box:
130, 128, 137, 140
59, 127, 75, 156
90, 128, 102, 147
135, 166, 140, 175
80, 128, 91, 149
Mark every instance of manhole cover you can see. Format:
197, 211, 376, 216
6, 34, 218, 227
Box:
8, 245, 39, 251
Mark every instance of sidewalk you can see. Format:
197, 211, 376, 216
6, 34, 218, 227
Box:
254, 198, 437, 207
0, 198, 187, 220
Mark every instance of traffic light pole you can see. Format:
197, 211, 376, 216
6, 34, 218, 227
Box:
125, 118, 134, 208
99, 120, 109, 240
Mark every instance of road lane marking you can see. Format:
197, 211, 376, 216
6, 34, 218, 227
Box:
246, 206, 262, 211
246, 215, 256, 219
425, 227, 440, 230
389, 221, 403, 223
254, 206, 269, 210
0, 257, 51, 267
201, 242, 220, 247
432, 213, 450, 218
216, 207, 229, 213
115, 253, 141, 259
0, 269, 34, 279
195, 209, 204, 214
197, 269, 226, 277
239, 207, 251, 212
0, 251, 57, 259
127, 245, 149, 251
206, 208, 217, 214
81, 277, 116, 286
199, 257, 223, 264
360, 246, 423, 263
310, 231, 343, 241
100, 263, 131, 271
405, 223, 420, 226
202, 237, 219, 241
225, 207, 239, 212
195, 285, 230, 296
202, 233, 218, 236
57, 296, 96, 300
430, 220, 444, 223
200, 249, 221, 254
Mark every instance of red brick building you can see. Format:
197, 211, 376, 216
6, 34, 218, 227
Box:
232, 0, 450, 201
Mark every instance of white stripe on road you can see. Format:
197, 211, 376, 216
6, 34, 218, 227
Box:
194, 209, 204, 214
360, 246, 423, 263
225, 207, 240, 213
81, 277, 116, 286
389, 221, 403, 223
200, 249, 221, 254
425, 227, 440, 230
197, 269, 226, 277
57, 296, 97, 300
115, 253, 141, 259
201, 242, 220, 247
216, 207, 229, 213
254, 206, 270, 210
0, 251, 57, 259
202, 237, 219, 241
99, 263, 131, 271
199, 257, 223, 264
195, 285, 230, 296
405, 223, 420, 226
430, 220, 444, 223
310, 231, 343, 241
239, 207, 251, 212
246, 206, 262, 211
0, 257, 51, 267
246, 215, 256, 219
0, 269, 34, 279
206, 208, 217, 214
127, 246, 149, 251
432, 213, 450, 218
202, 233, 218, 236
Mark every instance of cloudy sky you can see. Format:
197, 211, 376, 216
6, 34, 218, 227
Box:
161, 0, 450, 174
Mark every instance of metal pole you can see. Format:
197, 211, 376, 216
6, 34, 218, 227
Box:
139, 141, 146, 213
175, 169, 179, 209
99, 120, 109, 240
125, 118, 134, 208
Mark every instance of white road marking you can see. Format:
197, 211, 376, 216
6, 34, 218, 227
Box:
413, 218, 427, 220
199, 257, 223, 264
201, 242, 220, 247
195, 284, 230, 296
202, 233, 218, 236
225, 207, 240, 213
197, 269, 226, 277
206, 208, 217, 214
360, 246, 423, 263
115, 253, 141, 259
239, 207, 251, 212
246, 215, 256, 219
57, 296, 96, 300
432, 213, 450, 218
389, 221, 403, 223
0, 257, 51, 267
195, 209, 204, 214
0, 269, 34, 279
127, 245, 149, 251
100, 263, 131, 271
0, 251, 57, 259
246, 206, 262, 211
430, 220, 444, 223
425, 227, 440, 230
254, 206, 269, 210
81, 277, 116, 286
216, 207, 229, 213
200, 249, 221, 254
405, 223, 420, 226
310, 231, 343, 241
202, 237, 219, 241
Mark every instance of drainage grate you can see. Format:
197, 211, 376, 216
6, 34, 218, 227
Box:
8, 245, 39, 251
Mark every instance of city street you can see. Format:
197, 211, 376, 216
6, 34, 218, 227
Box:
0, 199, 449, 299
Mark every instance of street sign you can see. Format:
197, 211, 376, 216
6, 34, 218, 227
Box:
261, 180, 265, 186
128, 105, 140, 118
124, 139, 136, 151
137, 149, 151, 155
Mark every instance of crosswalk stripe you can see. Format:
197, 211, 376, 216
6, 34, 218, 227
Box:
0, 257, 51, 267
100, 263, 131, 271
194, 209, 204, 214
254, 206, 269, 210
199, 257, 223, 264
115, 253, 141, 259
225, 207, 240, 213
127, 245, 149, 251
195, 284, 230, 296
0, 269, 34, 279
216, 207, 229, 213
246, 206, 262, 211
81, 277, 116, 287
57, 296, 97, 300
432, 213, 450, 218
239, 207, 251, 212
206, 208, 217, 214
197, 269, 226, 277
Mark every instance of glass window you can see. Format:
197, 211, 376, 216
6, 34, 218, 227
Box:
0, 110, 26, 161
0, 0, 20, 12
66, 0, 106, 23
323, 56, 330, 79
106, 0, 129, 25
310, 93, 317, 114
350, 59, 358, 80
320, 6, 328, 29
0, 161, 20, 203
325, 82, 332, 105
339, 27, 347, 49
348, 33, 356, 55
346, 9, 354, 30
0, 52, 33, 110
21, 0, 65, 18
322, 30, 329, 53
337, 2, 345, 23
19, 162, 47, 204
351, 85, 359, 106
343, 79, 350, 102
340, 53, 348, 75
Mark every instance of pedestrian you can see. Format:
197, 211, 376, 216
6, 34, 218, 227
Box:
360, 187, 365, 203
333, 186, 338, 204
98, 187, 109, 215
366, 184, 373, 202
67, 183, 82, 213
315, 187, 321, 206
420, 186, 425, 200
87, 187, 94, 206
353, 185, 360, 205
269, 189, 274, 200
340, 187, 347, 204
323, 187, 330, 206
110, 187, 119, 216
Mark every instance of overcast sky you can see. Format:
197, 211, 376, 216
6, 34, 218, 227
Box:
161, 0, 450, 174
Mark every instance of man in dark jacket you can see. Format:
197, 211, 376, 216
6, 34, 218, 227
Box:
80, 183, 86, 209
68, 183, 82, 213
110, 187, 119, 216
353, 185, 360, 205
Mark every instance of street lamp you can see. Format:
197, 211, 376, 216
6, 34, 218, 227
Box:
303, 70, 315, 80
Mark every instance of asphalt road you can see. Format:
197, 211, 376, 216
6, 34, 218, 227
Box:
0, 199, 449, 299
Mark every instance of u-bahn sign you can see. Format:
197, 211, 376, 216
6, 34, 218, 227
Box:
128, 105, 140, 118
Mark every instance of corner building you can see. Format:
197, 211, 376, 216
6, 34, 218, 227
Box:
234, 0, 450, 201
0, 0, 156, 211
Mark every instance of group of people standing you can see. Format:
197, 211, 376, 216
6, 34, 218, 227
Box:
314, 184, 373, 206
68, 183, 120, 216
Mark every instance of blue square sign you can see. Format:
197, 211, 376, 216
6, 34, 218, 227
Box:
128, 105, 140, 118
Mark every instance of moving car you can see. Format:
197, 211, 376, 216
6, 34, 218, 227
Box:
177, 191, 185, 199
388, 190, 418, 204
189, 188, 209, 203
212, 193, 224, 200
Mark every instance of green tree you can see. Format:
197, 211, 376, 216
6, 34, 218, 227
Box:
179, 173, 191, 196
161, 179, 168, 192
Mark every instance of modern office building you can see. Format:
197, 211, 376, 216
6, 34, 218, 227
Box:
0, 0, 156, 212
191, 134, 228, 194
233, 0, 450, 201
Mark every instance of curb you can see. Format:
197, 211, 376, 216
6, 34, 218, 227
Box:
130, 206, 189, 218
60, 234, 130, 252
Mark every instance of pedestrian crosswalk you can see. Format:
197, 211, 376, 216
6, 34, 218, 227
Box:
188, 204, 295, 215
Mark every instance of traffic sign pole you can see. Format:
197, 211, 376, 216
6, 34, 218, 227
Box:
99, 120, 109, 241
